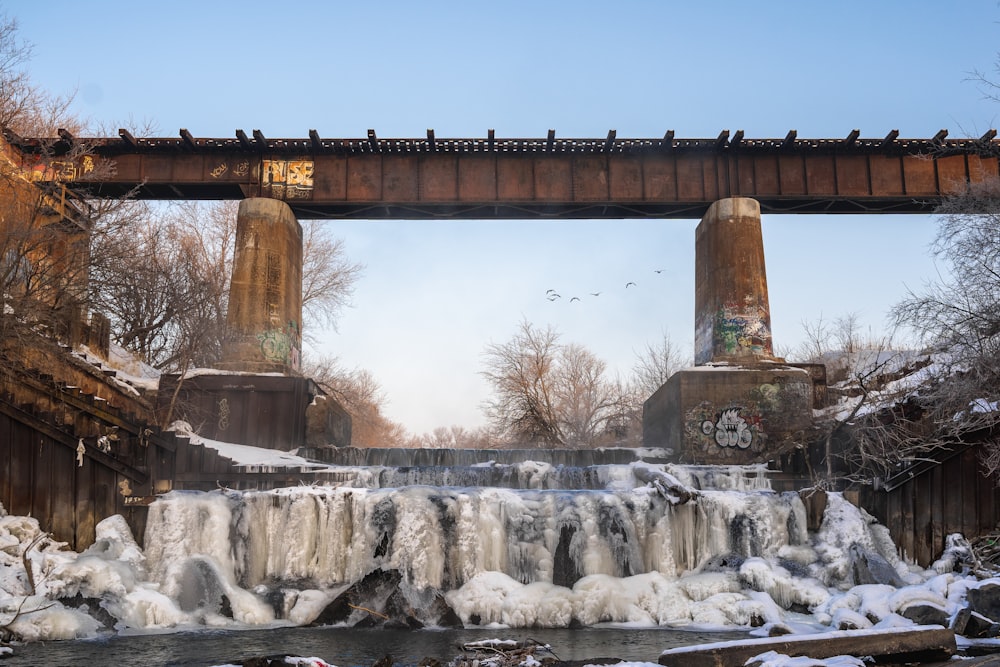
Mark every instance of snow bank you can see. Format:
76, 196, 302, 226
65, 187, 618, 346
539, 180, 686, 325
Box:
168, 421, 325, 470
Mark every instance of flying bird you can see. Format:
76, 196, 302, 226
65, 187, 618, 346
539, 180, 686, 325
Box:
654, 269, 665, 274
625, 282, 636, 288
570, 296, 581, 302
590, 292, 601, 297
547, 293, 561, 301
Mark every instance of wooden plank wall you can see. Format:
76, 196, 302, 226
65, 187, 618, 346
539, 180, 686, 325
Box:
860, 448, 1000, 566
0, 411, 132, 549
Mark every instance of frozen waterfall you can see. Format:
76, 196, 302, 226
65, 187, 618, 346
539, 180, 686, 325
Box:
138, 459, 904, 628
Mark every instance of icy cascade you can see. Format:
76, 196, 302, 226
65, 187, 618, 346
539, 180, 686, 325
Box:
328, 462, 637, 490
5, 474, 989, 641
143, 469, 807, 595
302, 459, 770, 491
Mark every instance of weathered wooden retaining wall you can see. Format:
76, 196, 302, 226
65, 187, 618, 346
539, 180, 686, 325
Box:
858, 444, 1000, 567
1, 338, 175, 549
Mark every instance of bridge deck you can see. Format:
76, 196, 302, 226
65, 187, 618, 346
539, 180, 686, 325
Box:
7, 128, 998, 219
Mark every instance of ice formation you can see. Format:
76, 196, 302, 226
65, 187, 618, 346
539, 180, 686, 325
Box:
0, 457, 998, 649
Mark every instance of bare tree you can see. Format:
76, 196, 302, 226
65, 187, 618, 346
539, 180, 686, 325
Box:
631, 331, 685, 396
410, 425, 497, 449
830, 312, 856, 355
0, 11, 104, 358
481, 321, 631, 448
303, 354, 409, 447
481, 320, 565, 447
88, 202, 362, 372
0, 14, 78, 136
87, 202, 229, 370
885, 177, 1000, 477
600, 373, 645, 447
553, 343, 617, 446
301, 219, 363, 337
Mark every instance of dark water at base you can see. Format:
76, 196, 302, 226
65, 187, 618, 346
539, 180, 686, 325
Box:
3, 626, 747, 667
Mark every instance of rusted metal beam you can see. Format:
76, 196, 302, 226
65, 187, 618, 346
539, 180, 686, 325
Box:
781, 130, 797, 149
604, 129, 616, 152
118, 128, 138, 147
9, 131, 999, 219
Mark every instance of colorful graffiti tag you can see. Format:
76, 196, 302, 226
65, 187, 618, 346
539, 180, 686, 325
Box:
217, 397, 231, 432
701, 407, 755, 449
256, 320, 301, 371
30, 156, 96, 182
685, 400, 767, 458
713, 299, 772, 358
261, 160, 314, 200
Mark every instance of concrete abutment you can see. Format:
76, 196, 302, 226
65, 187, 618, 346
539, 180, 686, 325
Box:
643, 196, 821, 463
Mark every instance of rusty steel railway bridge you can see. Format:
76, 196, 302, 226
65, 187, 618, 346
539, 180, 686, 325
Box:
5, 127, 999, 219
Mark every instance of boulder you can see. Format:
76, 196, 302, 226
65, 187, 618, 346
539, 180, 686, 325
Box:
899, 602, 950, 627
953, 606, 1000, 638
310, 568, 460, 629
848, 544, 904, 587
968, 583, 1000, 624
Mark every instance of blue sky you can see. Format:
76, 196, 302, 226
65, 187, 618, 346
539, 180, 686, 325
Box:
10, 1, 1000, 434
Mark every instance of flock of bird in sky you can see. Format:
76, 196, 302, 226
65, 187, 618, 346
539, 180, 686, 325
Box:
545, 269, 667, 302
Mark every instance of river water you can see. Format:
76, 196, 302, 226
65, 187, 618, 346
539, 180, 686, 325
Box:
3, 625, 746, 666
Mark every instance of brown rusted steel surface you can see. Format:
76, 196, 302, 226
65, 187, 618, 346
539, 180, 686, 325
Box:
6, 129, 998, 219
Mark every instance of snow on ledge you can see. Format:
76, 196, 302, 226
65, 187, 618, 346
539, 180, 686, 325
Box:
168, 421, 325, 470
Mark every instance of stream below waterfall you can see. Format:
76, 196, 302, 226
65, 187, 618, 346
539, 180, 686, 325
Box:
2, 625, 747, 666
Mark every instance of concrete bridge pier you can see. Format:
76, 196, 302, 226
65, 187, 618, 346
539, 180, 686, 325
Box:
643, 197, 819, 463
695, 197, 777, 365
218, 197, 303, 374
157, 197, 351, 450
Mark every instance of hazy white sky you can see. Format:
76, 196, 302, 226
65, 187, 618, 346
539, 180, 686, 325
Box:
12, 0, 1000, 434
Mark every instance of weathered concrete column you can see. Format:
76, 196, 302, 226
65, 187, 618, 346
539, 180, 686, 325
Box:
694, 197, 776, 365
643, 196, 819, 464
218, 198, 302, 375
